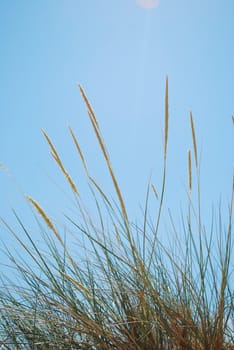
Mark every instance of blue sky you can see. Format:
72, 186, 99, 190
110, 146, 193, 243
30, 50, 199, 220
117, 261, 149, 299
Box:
0, 1, 233, 259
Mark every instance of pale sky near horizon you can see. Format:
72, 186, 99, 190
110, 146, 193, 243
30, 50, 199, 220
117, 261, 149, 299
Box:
0, 1, 233, 264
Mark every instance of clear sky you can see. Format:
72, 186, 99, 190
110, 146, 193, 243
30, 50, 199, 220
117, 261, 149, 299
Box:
0, 1, 233, 262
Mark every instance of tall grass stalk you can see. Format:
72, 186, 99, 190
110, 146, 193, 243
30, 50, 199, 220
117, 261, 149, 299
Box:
0, 78, 233, 349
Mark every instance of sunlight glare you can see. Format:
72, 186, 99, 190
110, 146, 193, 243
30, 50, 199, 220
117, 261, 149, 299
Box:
136, 0, 160, 9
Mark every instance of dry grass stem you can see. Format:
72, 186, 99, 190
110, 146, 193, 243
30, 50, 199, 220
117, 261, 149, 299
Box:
42, 129, 78, 194
151, 183, 159, 199
25, 196, 57, 236
68, 125, 89, 176
78, 85, 99, 129
79, 85, 128, 223
1, 79, 233, 350
190, 112, 198, 168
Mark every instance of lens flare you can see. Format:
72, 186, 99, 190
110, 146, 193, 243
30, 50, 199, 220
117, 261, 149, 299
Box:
136, 0, 160, 9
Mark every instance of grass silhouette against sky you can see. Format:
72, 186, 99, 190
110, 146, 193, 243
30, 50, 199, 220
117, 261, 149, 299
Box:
0, 1, 233, 348
0, 0, 233, 293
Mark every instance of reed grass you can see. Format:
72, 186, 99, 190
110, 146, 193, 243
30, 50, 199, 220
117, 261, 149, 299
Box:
189, 112, 198, 169
0, 78, 233, 349
42, 130, 78, 195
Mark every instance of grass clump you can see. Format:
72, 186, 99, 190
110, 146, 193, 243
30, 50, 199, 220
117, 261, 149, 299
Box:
0, 78, 233, 349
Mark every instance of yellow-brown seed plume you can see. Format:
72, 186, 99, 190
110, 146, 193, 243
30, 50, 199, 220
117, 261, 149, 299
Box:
78, 85, 128, 223
26, 196, 58, 236
42, 129, 78, 195
190, 112, 198, 169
